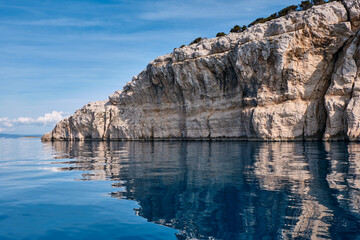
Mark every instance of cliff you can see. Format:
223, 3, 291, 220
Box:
42, 0, 360, 141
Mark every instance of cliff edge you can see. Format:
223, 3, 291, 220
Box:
42, 0, 360, 141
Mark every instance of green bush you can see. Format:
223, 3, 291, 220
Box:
230, 25, 241, 33
230, 25, 247, 33
179, 44, 186, 48
313, 0, 325, 4
300, 1, 313, 10
216, 32, 226, 37
261, 13, 279, 22
248, 18, 265, 27
278, 5, 297, 17
190, 37, 203, 45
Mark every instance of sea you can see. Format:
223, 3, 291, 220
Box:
0, 135, 359, 239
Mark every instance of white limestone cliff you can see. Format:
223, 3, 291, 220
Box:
42, 0, 360, 141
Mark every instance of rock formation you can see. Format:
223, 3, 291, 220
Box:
42, 0, 360, 141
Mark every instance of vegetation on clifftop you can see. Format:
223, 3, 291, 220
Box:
179, 0, 340, 49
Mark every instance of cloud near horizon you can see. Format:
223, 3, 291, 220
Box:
0, 111, 67, 132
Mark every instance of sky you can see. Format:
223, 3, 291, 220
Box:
0, 0, 300, 134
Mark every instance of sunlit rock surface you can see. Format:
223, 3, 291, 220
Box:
43, 1, 360, 141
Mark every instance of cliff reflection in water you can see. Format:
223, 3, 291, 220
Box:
46, 141, 360, 240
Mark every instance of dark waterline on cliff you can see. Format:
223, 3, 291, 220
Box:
0, 138, 359, 239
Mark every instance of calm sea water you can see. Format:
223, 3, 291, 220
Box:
0, 138, 359, 240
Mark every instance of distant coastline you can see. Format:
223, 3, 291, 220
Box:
20, 136, 41, 139
0, 134, 42, 139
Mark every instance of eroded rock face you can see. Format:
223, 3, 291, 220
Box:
42, 1, 360, 141
343, 0, 360, 29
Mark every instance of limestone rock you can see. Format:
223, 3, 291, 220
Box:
343, 0, 360, 29
324, 30, 360, 140
42, 1, 360, 141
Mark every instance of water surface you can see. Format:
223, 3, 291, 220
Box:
0, 138, 359, 239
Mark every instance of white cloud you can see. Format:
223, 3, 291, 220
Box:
15, 117, 34, 124
0, 111, 67, 132
3, 122, 13, 128
36, 111, 65, 124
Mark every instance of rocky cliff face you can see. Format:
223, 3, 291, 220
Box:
42, 0, 360, 141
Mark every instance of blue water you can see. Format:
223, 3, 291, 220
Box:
0, 138, 359, 240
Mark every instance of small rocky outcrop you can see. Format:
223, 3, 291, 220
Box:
42, 0, 360, 141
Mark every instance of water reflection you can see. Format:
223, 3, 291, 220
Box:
45, 141, 360, 240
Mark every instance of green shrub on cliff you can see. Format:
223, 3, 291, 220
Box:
248, 18, 265, 27
230, 25, 247, 33
190, 37, 203, 45
216, 32, 226, 37
278, 5, 298, 17
314, 0, 326, 4
300, 1, 313, 10
230, 25, 241, 33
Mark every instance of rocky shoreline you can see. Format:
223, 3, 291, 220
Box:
43, 0, 360, 141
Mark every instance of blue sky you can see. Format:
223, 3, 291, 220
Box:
0, 0, 300, 134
